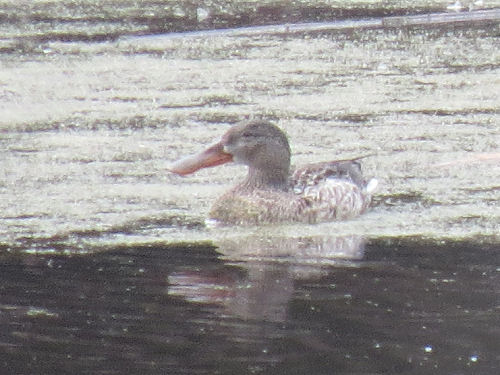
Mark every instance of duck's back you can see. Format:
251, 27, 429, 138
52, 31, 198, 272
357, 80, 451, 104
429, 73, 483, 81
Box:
291, 160, 376, 222
291, 160, 366, 191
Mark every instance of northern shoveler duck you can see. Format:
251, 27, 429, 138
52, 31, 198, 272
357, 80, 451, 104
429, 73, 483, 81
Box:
169, 120, 377, 225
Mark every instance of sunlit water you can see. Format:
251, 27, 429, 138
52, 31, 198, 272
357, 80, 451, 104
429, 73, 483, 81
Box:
0, 0, 499, 373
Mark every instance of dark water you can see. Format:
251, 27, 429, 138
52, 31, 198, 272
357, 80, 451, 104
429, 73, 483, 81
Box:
0, 0, 453, 44
1, 0, 500, 374
1, 237, 498, 374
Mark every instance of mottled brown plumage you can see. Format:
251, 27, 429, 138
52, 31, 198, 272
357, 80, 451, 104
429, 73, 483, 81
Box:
169, 120, 377, 225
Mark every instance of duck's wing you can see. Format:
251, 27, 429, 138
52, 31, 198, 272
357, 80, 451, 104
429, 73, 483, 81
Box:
290, 159, 377, 222
290, 159, 366, 194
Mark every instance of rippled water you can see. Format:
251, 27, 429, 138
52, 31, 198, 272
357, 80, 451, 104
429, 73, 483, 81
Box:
1, 0, 499, 373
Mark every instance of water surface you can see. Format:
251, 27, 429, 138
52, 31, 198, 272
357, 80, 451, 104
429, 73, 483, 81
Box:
0, 0, 499, 373
1, 237, 498, 374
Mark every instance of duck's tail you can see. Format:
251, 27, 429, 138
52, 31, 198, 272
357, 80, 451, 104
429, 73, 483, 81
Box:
364, 178, 379, 194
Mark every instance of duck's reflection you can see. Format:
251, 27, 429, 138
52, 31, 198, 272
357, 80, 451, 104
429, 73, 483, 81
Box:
168, 235, 365, 322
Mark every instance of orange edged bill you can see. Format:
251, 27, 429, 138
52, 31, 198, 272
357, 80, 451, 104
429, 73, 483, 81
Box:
168, 142, 233, 176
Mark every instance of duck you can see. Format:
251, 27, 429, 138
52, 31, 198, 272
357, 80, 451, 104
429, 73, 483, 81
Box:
169, 120, 377, 225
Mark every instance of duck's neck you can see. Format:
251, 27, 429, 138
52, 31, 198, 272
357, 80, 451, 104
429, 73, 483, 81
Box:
239, 166, 289, 191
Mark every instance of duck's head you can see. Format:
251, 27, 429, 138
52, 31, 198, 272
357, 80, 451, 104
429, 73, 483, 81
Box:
169, 120, 291, 188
